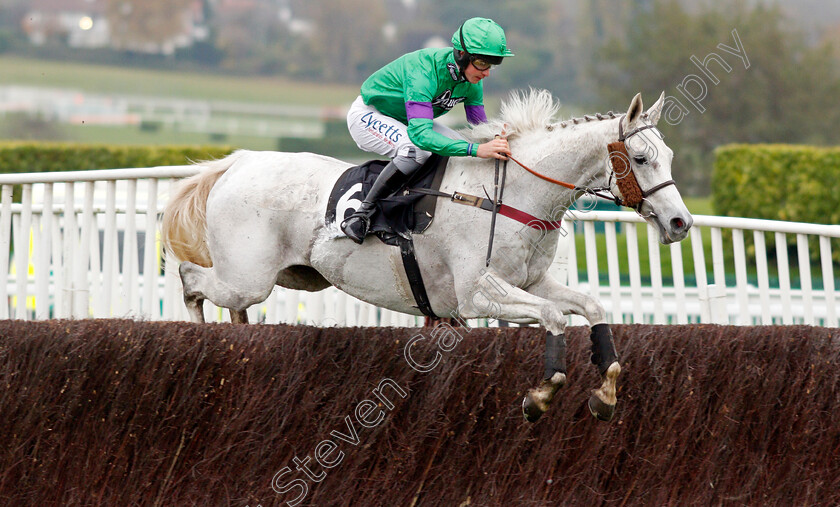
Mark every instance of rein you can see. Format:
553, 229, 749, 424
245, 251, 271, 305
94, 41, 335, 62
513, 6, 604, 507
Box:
507, 155, 575, 190
406, 117, 677, 244
506, 117, 676, 212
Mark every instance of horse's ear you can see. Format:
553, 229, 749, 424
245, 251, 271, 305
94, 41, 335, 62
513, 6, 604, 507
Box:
623, 93, 644, 131
646, 91, 665, 126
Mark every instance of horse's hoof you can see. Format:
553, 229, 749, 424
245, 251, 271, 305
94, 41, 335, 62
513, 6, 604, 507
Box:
588, 395, 615, 422
521, 373, 566, 423
588, 361, 620, 422
522, 393, 545, 423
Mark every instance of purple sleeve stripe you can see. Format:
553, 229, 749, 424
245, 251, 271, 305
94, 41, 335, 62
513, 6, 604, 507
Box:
466, 105, 487, 125
406, 101, 434, 121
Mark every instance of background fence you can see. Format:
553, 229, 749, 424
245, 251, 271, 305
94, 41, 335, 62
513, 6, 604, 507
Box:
1, 167, 838, 326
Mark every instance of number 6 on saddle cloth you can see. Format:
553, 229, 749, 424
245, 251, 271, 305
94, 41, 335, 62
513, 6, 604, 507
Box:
325, 155, 447, 246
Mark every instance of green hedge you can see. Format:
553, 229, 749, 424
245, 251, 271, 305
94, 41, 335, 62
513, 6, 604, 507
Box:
713, 144, 840, 224
0, 142, 234, 174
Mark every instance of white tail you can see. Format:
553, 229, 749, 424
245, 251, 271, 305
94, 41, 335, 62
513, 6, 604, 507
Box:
161, 151, 245, 267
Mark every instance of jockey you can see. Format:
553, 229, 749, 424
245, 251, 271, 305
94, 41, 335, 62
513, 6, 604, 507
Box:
342, 17, 514, 244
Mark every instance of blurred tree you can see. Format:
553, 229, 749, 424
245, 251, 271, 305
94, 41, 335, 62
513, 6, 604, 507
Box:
417, 0, 554, 94
296, 0, 389, 83
589, 0, 840, 195
104, 0, 196, 53
216, 0, 289, 73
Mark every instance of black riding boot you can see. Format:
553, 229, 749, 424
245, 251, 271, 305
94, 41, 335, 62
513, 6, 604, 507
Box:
341, 161, 408, 244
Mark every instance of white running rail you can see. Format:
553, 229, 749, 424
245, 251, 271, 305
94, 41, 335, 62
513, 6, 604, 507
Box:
1, 167, 838, 327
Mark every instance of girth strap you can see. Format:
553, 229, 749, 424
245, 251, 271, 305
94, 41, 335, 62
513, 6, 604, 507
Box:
397, 236, 438, 319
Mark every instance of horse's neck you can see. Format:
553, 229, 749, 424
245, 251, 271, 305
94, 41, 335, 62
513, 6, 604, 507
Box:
501, 118, 619, 219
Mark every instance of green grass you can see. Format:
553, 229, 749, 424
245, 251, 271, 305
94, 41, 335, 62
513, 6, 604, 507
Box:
0, 56, 364, 149
0, 56, 359, 105
50, 123, 283, 151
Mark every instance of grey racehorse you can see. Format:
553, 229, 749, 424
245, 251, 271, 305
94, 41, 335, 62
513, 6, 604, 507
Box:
162, 89, 693, 422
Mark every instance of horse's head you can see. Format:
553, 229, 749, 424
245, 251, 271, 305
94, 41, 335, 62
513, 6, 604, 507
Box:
611, 92, 693, 244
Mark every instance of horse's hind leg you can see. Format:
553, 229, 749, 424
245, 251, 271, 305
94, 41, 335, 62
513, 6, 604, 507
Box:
179, 260, 274, 323
180, 262, 206, 323
230, 309, 249, 324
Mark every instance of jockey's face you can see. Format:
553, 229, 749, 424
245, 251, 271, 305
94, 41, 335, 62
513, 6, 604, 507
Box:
464, 61, 491, 84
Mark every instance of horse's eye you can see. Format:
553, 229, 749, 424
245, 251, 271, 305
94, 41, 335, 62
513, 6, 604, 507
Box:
633, 155, 647, 165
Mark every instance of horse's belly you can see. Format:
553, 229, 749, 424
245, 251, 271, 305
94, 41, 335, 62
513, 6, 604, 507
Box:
310, 237, 426, 316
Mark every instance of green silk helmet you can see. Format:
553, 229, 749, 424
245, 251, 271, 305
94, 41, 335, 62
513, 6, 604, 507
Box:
451, 17, 514, 74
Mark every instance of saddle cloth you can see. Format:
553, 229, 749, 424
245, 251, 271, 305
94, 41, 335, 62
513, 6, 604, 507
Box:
325, 155, 447, 246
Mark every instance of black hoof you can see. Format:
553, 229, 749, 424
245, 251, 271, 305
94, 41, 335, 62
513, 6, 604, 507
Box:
522, 393, 545, 423
588, 395, 615, 422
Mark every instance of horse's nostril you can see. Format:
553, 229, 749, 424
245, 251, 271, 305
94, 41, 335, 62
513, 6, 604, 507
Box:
671, 217, 685, 231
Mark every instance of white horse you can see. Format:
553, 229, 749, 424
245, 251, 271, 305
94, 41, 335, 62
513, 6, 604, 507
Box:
162, 89, 693, 422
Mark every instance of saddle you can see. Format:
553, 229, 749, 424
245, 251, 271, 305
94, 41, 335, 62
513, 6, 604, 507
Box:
325, 155, 448, 246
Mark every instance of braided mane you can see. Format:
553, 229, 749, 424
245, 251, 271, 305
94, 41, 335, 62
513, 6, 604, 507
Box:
463, 88, 626, 142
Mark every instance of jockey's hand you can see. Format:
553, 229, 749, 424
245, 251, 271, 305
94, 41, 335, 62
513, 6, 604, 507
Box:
477, 137, 511, 160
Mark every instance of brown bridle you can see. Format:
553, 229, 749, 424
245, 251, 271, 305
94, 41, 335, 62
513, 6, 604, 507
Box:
505, 116, 676, 213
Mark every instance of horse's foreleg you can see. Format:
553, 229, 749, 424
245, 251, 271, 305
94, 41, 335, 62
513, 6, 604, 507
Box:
522, 331, 567, 422
587, 323, 620, 421
526, 275, 621, 422
455, 274, 569, 422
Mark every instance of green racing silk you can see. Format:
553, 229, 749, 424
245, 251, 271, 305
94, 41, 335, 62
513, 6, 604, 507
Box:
360, 47, 487, 157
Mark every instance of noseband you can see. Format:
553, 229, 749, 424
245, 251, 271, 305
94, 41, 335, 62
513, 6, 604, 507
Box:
604, 119, 676, 212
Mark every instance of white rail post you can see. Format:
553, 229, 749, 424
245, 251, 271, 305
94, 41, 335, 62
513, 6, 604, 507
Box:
143, 179, 159, 319
583, 221, 600, 304
334, 290, 348, 326
819, 236, 836, 327
51, 204, 64, 317
732, 229, 750, 325
285, 290, 300, 324
102, 180, 118, 317
0, 185, 11, 319
565, 223, 583, 325
121, 179, 139, 316
626, 222, 643, 323
796, 234, 814, 325
74, 181, 95, 318
163, 248, 180, 321
705, 283, 729, 324
754, 231, 772, 324
344, 293, 358, 327
88, 206, 103, 317
709, 228, 728, 324
15, 184, 32, 319
774, 232, 793, 325
61, 181, 77, 318
669, 241, 687, 324
35, 183, 53, 319
690, 226, 709, 323
647, 223, 665, 324
604, 221, 622, 323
